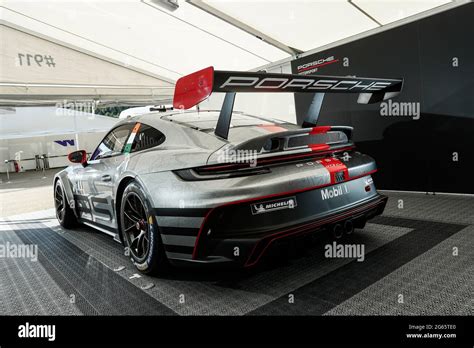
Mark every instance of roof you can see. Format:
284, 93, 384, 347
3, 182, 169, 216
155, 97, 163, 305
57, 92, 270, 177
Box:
135, 109, 299, 145
161, 110, 290, 130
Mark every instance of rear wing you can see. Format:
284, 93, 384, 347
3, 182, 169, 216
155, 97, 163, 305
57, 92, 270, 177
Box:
173, 66, 403, 139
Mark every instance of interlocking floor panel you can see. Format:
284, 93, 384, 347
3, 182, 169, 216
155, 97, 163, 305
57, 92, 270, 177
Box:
13, 223, 175, 315
249, 217, 467, 315
0, 227, 80, 316
380, 190, 474, 225
325, 224, 474, 316
0, 192, 472, 316
56, 220, 412, 315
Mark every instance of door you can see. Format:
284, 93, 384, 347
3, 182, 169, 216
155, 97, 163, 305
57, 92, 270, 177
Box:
72, 123, 135, 230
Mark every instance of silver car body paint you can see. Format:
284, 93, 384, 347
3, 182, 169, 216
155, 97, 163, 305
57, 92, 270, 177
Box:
55, 110, 387, 266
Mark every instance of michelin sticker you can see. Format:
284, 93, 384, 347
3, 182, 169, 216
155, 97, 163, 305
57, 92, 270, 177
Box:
251, 196, 297, 215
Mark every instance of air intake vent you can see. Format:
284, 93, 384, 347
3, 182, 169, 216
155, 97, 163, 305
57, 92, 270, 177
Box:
287, 131, 348, 149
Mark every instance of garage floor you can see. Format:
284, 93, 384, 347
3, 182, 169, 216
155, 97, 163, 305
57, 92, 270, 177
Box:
0, 170, 473, 316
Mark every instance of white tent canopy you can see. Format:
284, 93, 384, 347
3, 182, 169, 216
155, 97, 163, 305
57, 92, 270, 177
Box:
203, 0, 452, 52
0, 0, 455, 106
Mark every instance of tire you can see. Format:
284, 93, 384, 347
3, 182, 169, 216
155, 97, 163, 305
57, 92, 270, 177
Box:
54, 179, 78, 228
119, 180, 169, 275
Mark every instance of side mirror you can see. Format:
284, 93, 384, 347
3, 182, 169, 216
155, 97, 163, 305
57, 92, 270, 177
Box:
68, 150, 87, 165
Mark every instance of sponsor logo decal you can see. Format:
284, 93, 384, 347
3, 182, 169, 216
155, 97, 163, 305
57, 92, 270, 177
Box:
54, 139, 75, 147
297, 56, 339, 74
251, 196, 297, 215
124, 122, 141, 153
335, 170, 345, 183
295, 161, 316, 167
219, 76, 394, 92
321, 184, 349, 200
365, 177, 373, 186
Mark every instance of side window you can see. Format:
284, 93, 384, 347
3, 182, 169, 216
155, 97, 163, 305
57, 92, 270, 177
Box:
91, 124, 134, 160
131, 124, 165, 153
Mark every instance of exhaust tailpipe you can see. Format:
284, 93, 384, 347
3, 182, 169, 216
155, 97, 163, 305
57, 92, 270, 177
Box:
332, 224, 344, 239
344, 220, 354, 235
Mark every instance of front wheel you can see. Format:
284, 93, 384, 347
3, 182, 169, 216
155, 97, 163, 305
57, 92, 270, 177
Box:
120, 181, 169, 275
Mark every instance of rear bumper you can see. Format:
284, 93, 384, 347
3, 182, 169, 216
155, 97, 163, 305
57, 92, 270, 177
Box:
243, 194, 387, 267
166, 178, 387, 268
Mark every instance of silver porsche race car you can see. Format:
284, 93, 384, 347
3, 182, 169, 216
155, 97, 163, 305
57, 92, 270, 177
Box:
54, 67, 403, 274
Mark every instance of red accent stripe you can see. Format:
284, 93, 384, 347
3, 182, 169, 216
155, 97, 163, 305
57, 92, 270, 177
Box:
318, 157, 349, 184
309, 126, 331, 135
192, 209, 214, 260
257, 124, 287, 133
191, 169, 377, 260
308, 144, 330, 152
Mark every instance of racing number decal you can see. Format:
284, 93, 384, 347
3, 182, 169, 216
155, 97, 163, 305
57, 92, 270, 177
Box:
124, 122, 141, 153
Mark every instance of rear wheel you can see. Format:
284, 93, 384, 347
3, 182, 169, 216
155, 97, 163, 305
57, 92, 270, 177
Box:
54, 180, 77, 228
120, 181, 169, 275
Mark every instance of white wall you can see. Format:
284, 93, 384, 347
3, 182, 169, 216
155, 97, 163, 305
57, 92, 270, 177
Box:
0, 107, 117, 172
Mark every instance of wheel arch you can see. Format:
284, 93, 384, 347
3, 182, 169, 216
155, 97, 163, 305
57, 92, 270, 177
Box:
115, 174, 159, 244
54, 172, 78, 218
115, 176, 135, 244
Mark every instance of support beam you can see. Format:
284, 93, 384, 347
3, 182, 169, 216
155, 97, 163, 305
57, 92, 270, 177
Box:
348, 0, 382, 27
215, 92, 236, 140
186, 0, 302, 56
302, 93, 325, 127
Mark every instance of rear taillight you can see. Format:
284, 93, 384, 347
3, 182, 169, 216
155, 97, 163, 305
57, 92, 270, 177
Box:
174, 147, 355, 181
174, 165, 270, 181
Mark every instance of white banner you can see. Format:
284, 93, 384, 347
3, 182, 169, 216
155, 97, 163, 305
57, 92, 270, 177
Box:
0, 24, 174, 106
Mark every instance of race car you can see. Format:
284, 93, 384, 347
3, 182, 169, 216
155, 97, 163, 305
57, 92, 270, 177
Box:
54, 67, 403, 274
